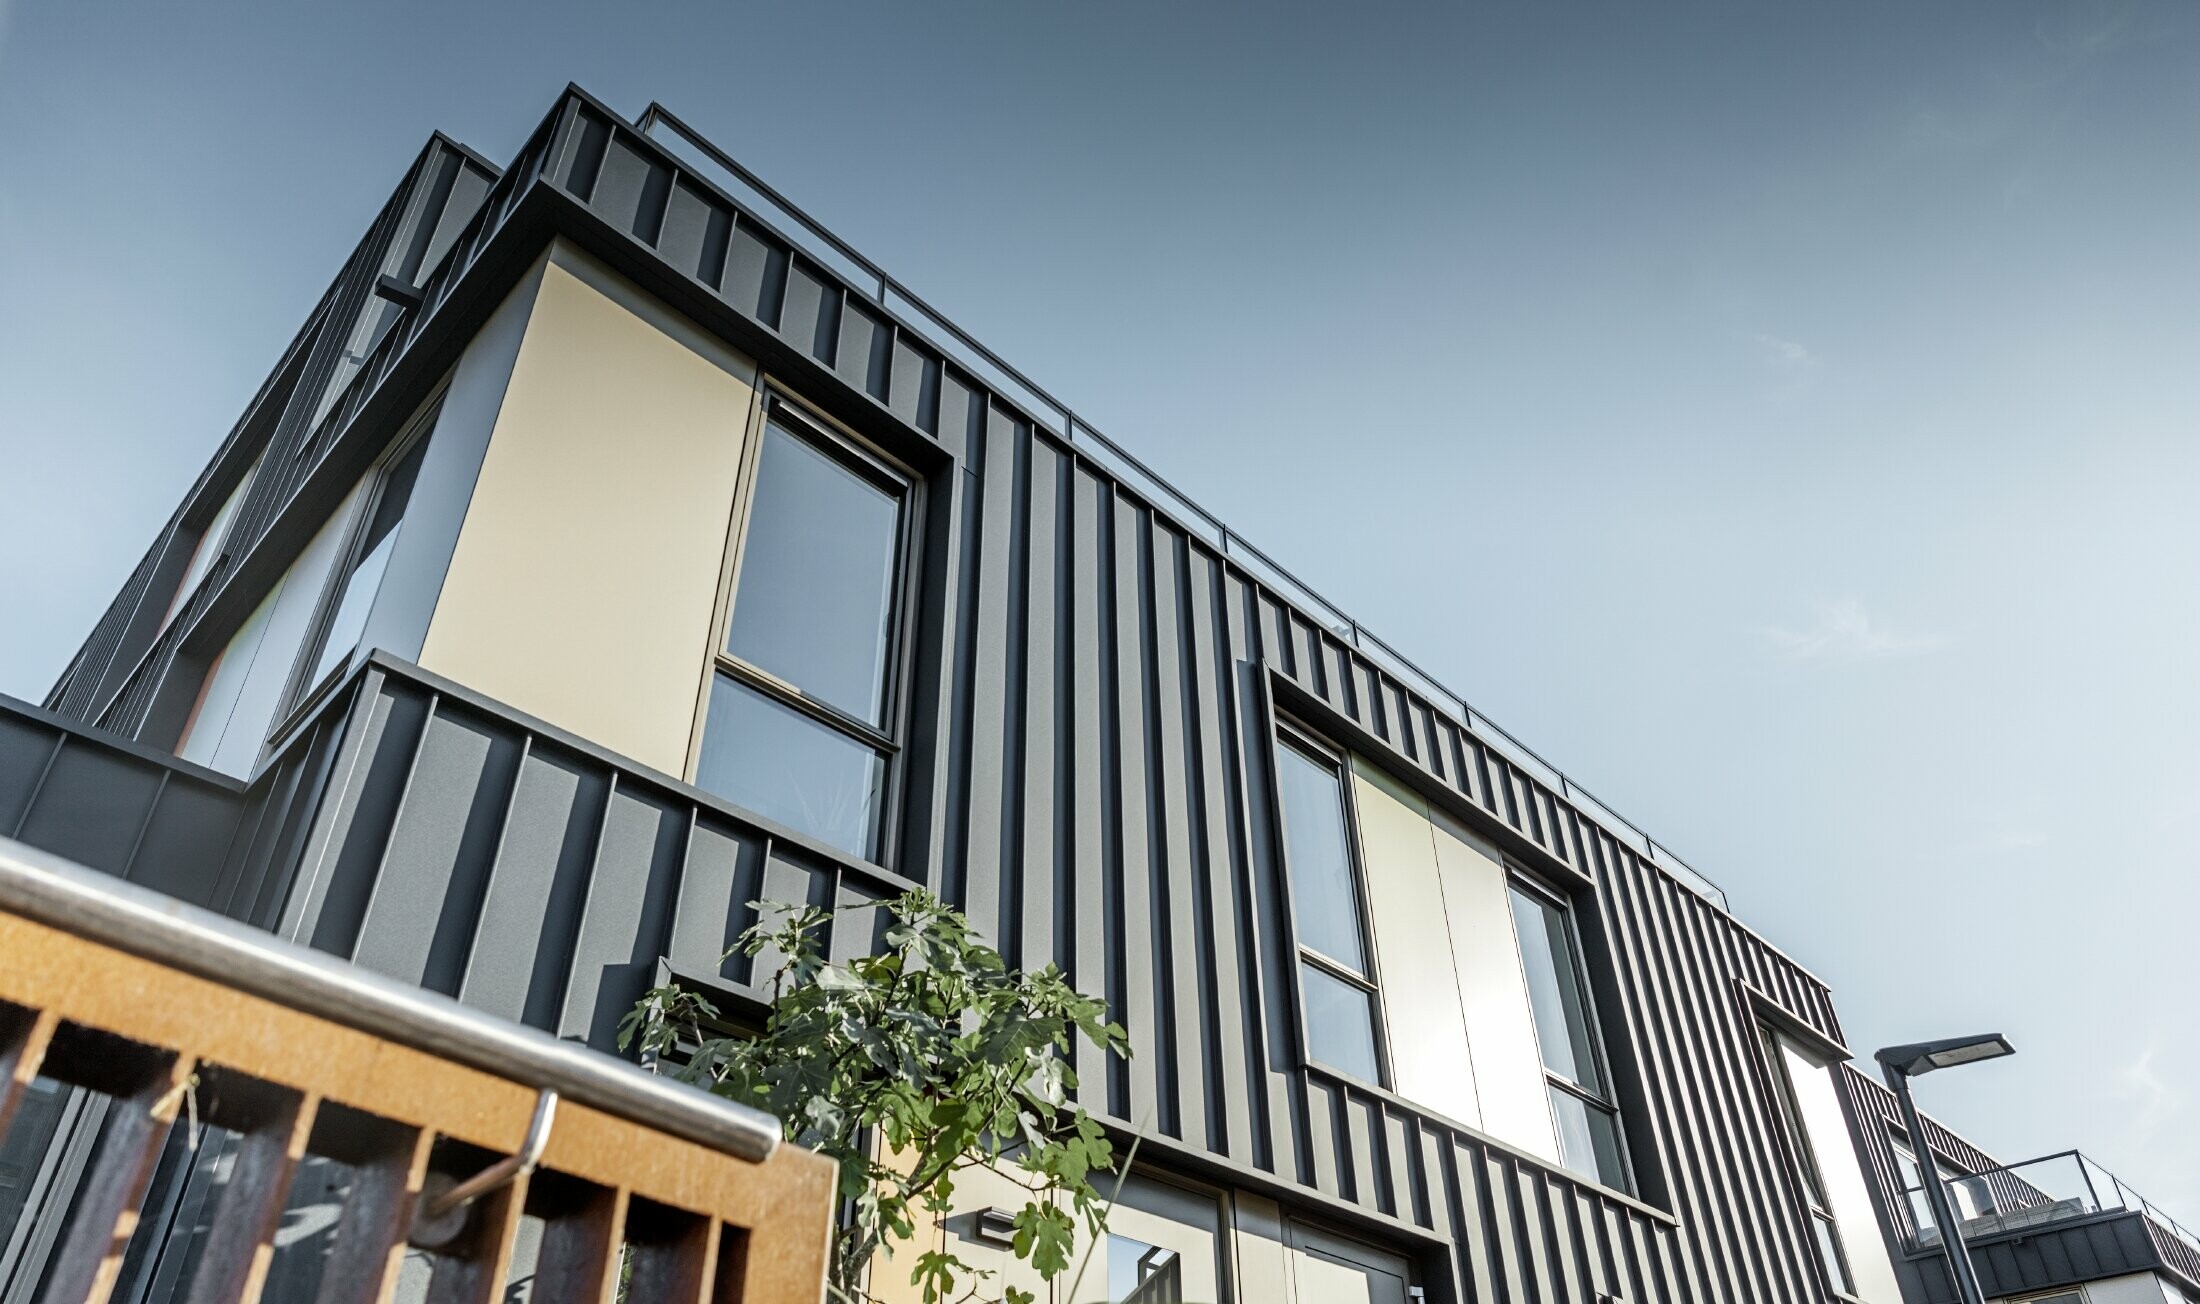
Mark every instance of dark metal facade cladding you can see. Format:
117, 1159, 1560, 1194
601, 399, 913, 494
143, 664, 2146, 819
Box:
42, 136, 498, 741
28, 87, 1880, 1304
0, 693, 340, 920
1837, 1068, 2200, 1303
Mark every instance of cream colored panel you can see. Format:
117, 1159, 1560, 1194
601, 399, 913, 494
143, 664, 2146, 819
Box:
1231, 1191, 1295, 1304
939, 1161, 1052, 1304
1348, 760, 1482, 1128
419, 243, 757, 774
1778, 1037, 1905, 1304
1433, 805, 1562, 1163
1287, 1225, 1412, 1304
1065, 1172, 1221, 1304
2079, 1272, 2185, 1304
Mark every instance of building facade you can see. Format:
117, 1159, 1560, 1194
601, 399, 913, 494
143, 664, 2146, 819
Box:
1, 86, 1975, 1303
1834, 1068, 2200, 1304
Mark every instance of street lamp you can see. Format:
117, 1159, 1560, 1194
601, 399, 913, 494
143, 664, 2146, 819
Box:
1876, 1034, 2015, 1304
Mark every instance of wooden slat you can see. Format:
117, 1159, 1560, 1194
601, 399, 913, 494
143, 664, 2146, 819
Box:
310, 1126, 435, 1304
181, 1088, 322, 1304
528, 1183, 628, 1304
625, 1202, 718, 1304
39, 1050, 198, 1304
0, 1005, 60, 1134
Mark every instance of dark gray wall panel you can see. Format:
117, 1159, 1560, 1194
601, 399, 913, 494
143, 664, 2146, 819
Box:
559, 781, 687, 1047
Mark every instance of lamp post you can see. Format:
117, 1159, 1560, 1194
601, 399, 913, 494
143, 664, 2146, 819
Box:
1876, 1034, 2015, 1304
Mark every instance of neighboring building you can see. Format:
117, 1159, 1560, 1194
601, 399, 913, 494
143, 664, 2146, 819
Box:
1834, 1068, 2200, 1304
0, 85, 2131, 1303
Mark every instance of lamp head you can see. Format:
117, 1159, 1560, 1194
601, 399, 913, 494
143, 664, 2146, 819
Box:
1875, 1033, 2014, 1077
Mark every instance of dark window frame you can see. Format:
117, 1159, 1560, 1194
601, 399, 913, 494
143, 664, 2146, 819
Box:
1757, 1022, 1859, 1300
689, 387, 924, 868
267, 391, 446, 751
1889, 1127, 1994, 1246
1508, 867, 1637, 1194
1268, 717, 1393, 1089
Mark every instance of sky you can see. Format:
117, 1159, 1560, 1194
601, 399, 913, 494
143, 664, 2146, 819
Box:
3, 0, 2197, 1214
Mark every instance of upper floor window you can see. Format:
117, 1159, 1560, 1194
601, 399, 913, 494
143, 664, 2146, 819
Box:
160, 453, 262, 633
1271, 727, 1386, 1085
693, 404, 911, 862
1762, 1025, 1856, 1297
300, 430, 429, 694
1509, 877, 1631, 1191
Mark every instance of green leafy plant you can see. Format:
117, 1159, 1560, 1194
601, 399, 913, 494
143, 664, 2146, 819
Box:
620, 889, 1130, 1304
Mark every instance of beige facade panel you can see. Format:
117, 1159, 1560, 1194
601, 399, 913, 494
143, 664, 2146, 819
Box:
1431, 803, 1562, 1164
1348, 759, 1484, 1130
1231, 1190, 1295, 1304
419, 241, 758, 776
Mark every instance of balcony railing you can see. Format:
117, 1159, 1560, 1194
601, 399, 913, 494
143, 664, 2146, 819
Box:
1906, 1150, 2200, 1258
0, 835, 834, 1304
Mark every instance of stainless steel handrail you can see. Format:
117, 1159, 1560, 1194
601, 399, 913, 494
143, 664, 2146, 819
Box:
0, 836, 781, 1163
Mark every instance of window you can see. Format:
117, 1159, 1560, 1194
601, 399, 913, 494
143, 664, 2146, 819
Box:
1509, 877, 1631, 1191
692, 405, 911, 862
1271, 729, 1384, 1085
1762, 1025, 1856, 1296
299, 428, 428, 695
1892, 1134, 1992, 1241
175, 488, 359, 777
159, 452, 262, 633
1064, 1170, 1224, 1304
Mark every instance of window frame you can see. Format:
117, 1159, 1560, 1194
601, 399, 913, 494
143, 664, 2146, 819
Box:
269, 394, 444, 745
1507, 867, 1636, 1194
1758, 1023, 1859, 1300
1890, 1129, 1992, 1245
1268, 718, 1392, 1089
685, 387, 925, 868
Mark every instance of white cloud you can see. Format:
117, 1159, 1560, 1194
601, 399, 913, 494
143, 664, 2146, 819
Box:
2117, 1040, 2181, 1139
1755, 597, 1946, 662
1751, 332, 1818, 370
1989, 830, 2048, 851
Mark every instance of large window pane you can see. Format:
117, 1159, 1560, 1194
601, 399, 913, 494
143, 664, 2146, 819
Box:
306, 435, 426, 690
1300, 961, 1381, 1082
695, 675, 885, 859
309, 528, 393, 686
1510, 884, 1603, 1092
1549, 1085, 1629, 1190
725, 422, 902, 725
1274, 741, 1368, 973
162, 454, 260, 632
1812, 1212, 1854, 1296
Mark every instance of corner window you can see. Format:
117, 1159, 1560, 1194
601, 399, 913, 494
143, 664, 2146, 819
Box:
693, 405, 911, 862
301, 429, 428, 693
1271, 728, 1385, 1085
160, 452, 262, 633
1762, 1025, 1855, 1296
1510, 877, 1631, 1191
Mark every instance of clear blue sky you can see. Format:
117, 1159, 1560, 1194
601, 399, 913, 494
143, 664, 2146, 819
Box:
4, 1, 2196, 1210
